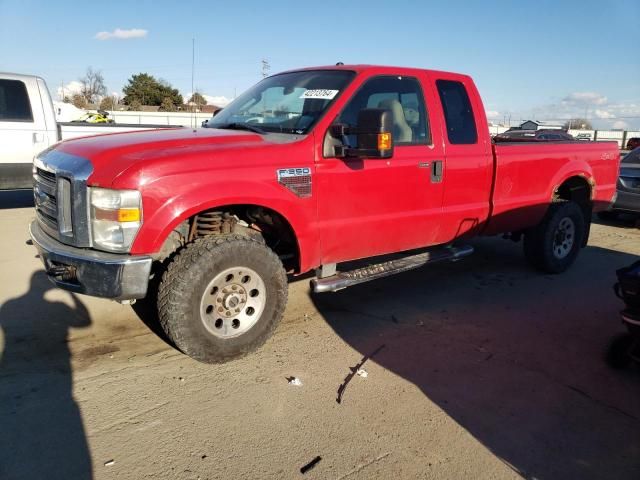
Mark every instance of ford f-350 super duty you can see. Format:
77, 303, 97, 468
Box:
29, 65, 620, 363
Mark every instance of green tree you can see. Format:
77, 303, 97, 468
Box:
71, 94, 88, 109
159, 97, 176, 112
564, 118, 593, 130
188, 92, 207, 107
122, 73, 183, 106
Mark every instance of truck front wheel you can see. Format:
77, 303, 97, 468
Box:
523, 201, 586, 273
157, 234, 288, 363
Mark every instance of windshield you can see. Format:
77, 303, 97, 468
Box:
208, 70, 355, 135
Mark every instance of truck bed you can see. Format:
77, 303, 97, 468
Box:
484, 140, 620, 235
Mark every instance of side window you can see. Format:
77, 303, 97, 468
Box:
338, 76, 430, 145
0, 79, 34, 122
436, 80, 477, 144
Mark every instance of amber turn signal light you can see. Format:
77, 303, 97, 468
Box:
378, 132, 392, 150
94, 207, 141, 222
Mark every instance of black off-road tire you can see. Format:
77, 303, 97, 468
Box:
157, 234, 287, 363
131, 266, 167, 340
523, 201, 586, 273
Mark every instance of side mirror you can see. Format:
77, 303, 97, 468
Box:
332, 108, 394, 159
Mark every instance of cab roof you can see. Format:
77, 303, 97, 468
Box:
278, 64, 471, 81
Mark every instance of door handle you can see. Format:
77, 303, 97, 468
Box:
33, 132, 44, 143
431, 160, 443, 183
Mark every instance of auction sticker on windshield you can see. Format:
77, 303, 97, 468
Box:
300, 89, 339, 99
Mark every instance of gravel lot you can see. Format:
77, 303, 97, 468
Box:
1, 190, 639, 480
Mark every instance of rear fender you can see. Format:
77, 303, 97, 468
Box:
548, 161, 594, 203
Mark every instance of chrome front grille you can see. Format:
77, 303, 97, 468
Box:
33, 149, 94, 247
34, 167, 59, 233
36, 167, 56, 183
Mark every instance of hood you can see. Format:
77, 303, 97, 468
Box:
56, 127, 266, 187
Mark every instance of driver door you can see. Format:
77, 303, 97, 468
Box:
316, 74, 446, 264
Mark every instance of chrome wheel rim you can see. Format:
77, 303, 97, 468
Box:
200, 267, 266, 338
552, 217, 576, 259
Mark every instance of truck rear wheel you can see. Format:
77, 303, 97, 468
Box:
157, 234, 287, 363
523, 201, 586, 273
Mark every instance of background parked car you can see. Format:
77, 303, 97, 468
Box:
575, 132, 593, 141
494, 129, 575, 143
599, 147, 640, 219
626, 137, 640, 151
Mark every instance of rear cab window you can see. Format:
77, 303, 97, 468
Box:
0, 79, 33, 122
436, 79, 477, 144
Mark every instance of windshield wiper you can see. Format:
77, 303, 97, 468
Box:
212, 122, 266, 135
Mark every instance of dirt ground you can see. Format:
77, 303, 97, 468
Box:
1, 190, 639, 480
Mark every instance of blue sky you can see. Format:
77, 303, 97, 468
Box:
1, 0, 638, 128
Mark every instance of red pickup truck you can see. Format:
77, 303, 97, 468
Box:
30, 65, 619, 363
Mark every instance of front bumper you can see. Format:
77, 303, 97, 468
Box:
30, 220, 152, 301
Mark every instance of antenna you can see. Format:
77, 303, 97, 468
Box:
261, 59, 270, 78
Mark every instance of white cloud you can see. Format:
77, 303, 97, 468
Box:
95, 28, 147, 40
204, 94, 232, 107
527, 93, 640, 130
593, 109, 615, 119
56, 80, 83, 100
562, 92, 608, 106
485, 110, 500, 119
612, 120, 629, 130
183, 92, 232, 107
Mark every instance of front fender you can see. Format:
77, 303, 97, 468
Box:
129, 172, 320, 273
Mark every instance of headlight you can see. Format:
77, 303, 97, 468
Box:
89, 187, 142, 252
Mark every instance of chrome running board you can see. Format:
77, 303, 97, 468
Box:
311, 245, 474, 293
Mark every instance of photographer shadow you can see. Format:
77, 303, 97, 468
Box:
0, 271, 93, 480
